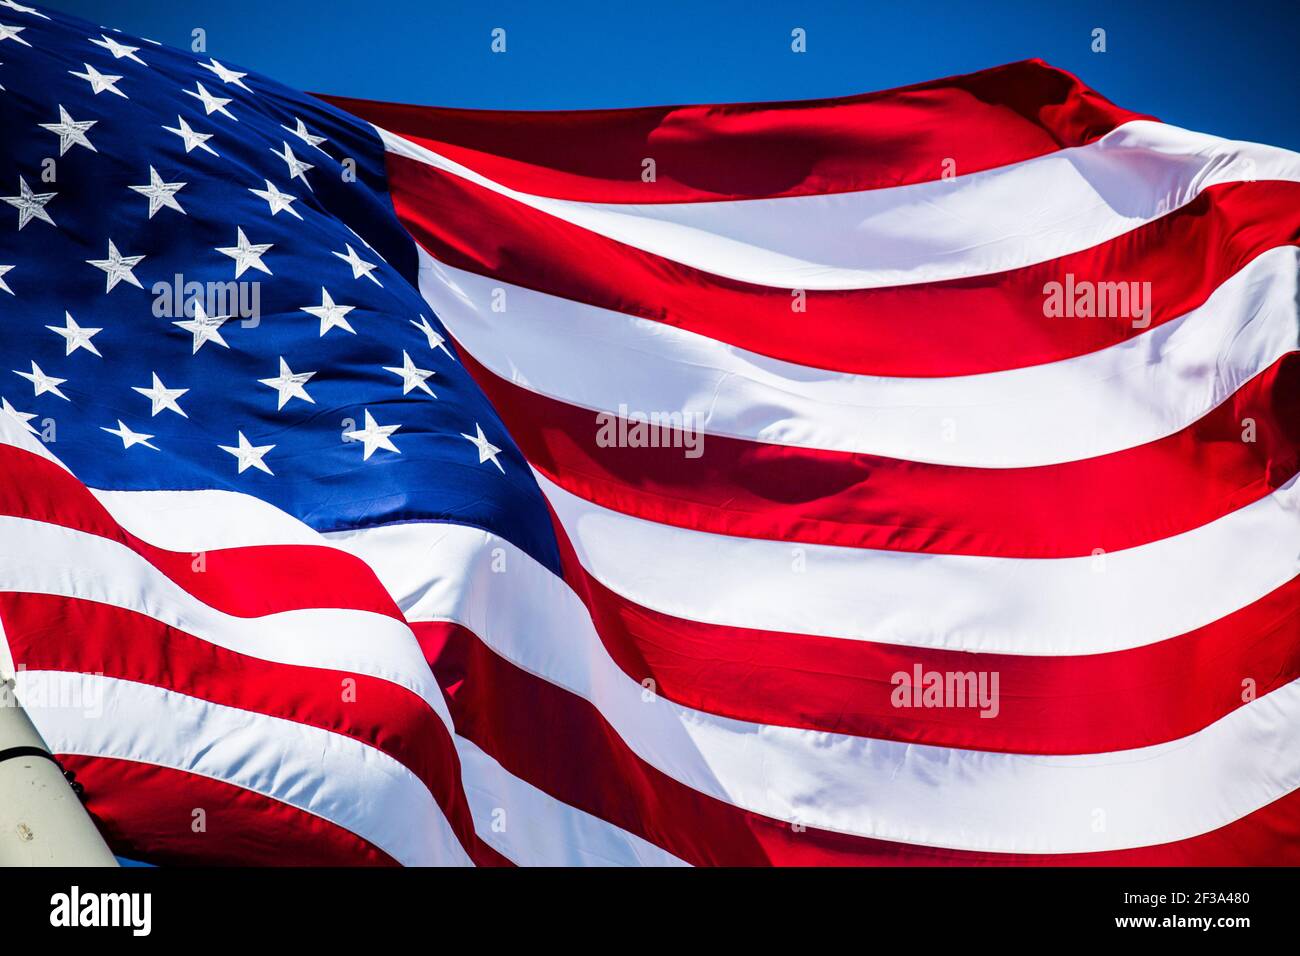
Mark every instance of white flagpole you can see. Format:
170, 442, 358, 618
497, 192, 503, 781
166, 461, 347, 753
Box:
0, 658, 118, 866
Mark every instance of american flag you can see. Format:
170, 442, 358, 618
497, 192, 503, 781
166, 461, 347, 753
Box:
2, 2, 1298, 865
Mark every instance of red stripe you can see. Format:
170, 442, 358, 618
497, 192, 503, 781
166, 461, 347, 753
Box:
416, 619, 1300, 866
0, 591, 507, 866
565, 547, 1300, 754
531, 482, 1300, 753
0, 443, 404, 621
386, 154, 1300, 376
464, 346, 1300, 558
327, 60, 1148, 203
60, 755, 399, 866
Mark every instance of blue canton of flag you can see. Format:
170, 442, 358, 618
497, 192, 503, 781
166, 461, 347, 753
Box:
0, 3, 559, 571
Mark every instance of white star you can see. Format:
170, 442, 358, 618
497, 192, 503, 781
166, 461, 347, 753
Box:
259, 356, 316, 410
0, 2, 47, 18
215, 226, 272, 277
86, 239, 144, 292
0, 264, 12, 295
300, 287, 355, 336
2, 176, 56, 230
249, 179, 301, 219
14, 361, 68, 401
343, 409, 400, 461
281, 116, 327, 153
199, 58, 252, 93
184, 81, 237, 121
219, 431, 274, 475
47, 311, 102, 357
39, 105, 97, 155
163, 114, 218, 156
132, 371, 187, 417
173, 302, 230, 353
410, 314, 455, 360
0, 22, 30, 46
102, 419, 157, 451
89, 34, 145, 65
128, 165, 186, 218
70, 62, 127, 97
461, 422, 504, 473
270, 141, 313, 190
1, 396, 36, 433
333, 243, 381, 286
383, 350, 435, 397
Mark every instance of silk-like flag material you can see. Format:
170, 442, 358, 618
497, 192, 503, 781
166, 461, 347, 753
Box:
1, 3, 1297, 866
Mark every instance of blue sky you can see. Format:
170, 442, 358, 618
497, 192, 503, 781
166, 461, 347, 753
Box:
44, 0, 1300, 150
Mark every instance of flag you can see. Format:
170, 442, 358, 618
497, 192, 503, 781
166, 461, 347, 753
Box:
2, 3, 1298, 866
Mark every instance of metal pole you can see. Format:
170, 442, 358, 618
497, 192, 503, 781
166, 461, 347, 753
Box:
0, 676, 118, 866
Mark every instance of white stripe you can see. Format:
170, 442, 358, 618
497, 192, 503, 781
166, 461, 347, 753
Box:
19, 673, 470, 866
454, 737, 688, 866
535, 470, 1300, 656
417, 244, 1300, 468
328, 520, 1300, 854
381, 120, 1300, 290
93, 487, 321, 548
0, 513, 453, 733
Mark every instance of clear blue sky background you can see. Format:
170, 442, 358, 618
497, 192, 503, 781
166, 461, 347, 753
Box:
43, 0, 1300, 150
